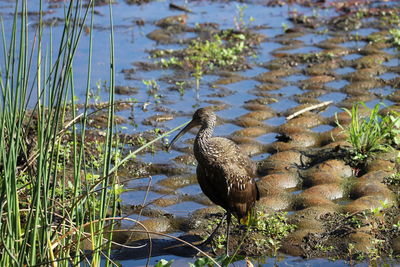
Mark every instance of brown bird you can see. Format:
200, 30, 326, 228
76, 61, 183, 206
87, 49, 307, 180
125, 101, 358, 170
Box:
168, 108, 259, 255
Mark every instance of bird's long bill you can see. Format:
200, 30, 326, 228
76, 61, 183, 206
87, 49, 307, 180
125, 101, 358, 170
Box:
168, 119, 199, 150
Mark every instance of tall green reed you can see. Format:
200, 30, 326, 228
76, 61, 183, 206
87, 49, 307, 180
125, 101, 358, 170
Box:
0, 1, 203, 266
0, 0, 120, 265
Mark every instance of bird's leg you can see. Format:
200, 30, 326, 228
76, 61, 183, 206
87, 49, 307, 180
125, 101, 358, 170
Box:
200, 213, 227, 246
225, 212, 231, 257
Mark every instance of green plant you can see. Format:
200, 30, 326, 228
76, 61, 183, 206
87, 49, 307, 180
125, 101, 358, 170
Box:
184, 34, 246, 89
175, 81, 186, 96
0, 0, 126, 265
152, 32, 252, 91
370, 200, 390, 216
393, 220, 400, 230
348, 214, 364, 229
91, 79, 106, 105
250, 211, 296, 255
282, 22, 289, 32
155, 259, 174, 267
385, 155, 400, 186
315, 244, 334, 253
143, 79, 161, 101
189, 256, 215, 267
234, 4, 254, 31
160, 56, 180, 68
390, 29, 400, 49
143, 79, 159, 94
189, 253, 246, 267
385, 111, 400, 147
336, 103, 399, 162
369, 239, 385, 262
386, 172, 400, 186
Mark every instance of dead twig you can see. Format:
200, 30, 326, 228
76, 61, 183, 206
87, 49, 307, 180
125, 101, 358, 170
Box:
286, 101, 333, 120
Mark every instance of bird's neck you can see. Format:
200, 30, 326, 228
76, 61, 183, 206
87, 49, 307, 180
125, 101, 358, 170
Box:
195, 121, 215, 156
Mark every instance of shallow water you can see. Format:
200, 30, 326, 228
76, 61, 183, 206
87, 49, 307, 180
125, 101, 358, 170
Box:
2, 0, 400, 265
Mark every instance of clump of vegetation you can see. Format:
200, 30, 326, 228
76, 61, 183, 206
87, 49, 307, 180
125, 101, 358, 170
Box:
390, 28, 400, 49
143, 79, 161, 101
205, 211, 295, 257
185, 34, 247, 88
384, 155, 400, 186
153, 32, 254, 89
0, 0, 123, 265
250, 211, 296, 255
336, 102, 400, 162
234, 4, 254, 31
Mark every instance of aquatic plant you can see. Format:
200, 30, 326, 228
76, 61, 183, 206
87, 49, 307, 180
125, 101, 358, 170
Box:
390, 28, 400, 49
143, 79, 161, 100
184, 34, 247, 89
234, 4, 254, 31
0, 0, 121, 266
154, 32, 252, 90
336, 102, 400, 162
250, 211, 296, 255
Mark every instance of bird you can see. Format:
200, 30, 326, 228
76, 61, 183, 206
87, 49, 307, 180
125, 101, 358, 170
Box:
168, 107, 260, 255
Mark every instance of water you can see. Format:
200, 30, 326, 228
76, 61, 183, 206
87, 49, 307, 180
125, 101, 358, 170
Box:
2, 0, 398, 265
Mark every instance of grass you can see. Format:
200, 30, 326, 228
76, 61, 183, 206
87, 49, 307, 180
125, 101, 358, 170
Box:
0, 0, 122, 265
336, 102, 400, 162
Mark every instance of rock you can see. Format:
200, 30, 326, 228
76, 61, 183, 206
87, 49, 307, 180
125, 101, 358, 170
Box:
157, 174, 197, 189
238, 142, 264, 156
343, 193, 396, 214
233, 117, 267, 127
291, 205, 339, 221
303, 171, 344, 186
256, 83, 282, 91
358, 170, 393, 183
239, 110, 276, 121
115, 85, 138, 95
232, 126, 269, 137
279, 132, 320, 148
155, 14, 187, 27
303, 159, 353, 178
294, 194, 336, 209
255, 194, 293, 211
299, 183, 344, 201
213, 75, 246, 85
258, 173, 300, 191
152, 196, 181, 207
348, 232, 374, 254
393, 237, 400, 255
147, 29, 173, 43
366, 159, 395, 173
284, 115, 325, 129
350, 180, 391, 199
127, 217, 175, 242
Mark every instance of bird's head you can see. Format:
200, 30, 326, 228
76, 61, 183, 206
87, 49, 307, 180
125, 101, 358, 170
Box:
168, 107, 216, 150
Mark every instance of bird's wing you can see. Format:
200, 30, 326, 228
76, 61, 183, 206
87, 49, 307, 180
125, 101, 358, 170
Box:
207, 137, 256, 177
202, 137, 258, 219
